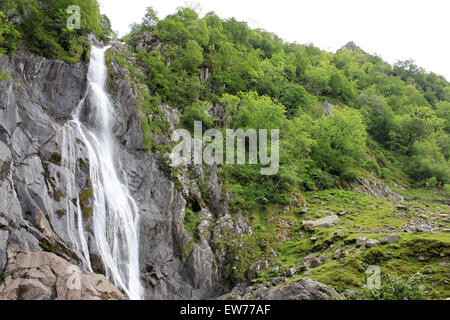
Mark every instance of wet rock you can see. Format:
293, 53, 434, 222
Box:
0, 230, 8, 274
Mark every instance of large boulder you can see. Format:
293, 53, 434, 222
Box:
302, 215, 341, 230
261, 278, 342, 300
0, 249, 124, 300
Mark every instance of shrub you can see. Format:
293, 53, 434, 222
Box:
180, 101, 214, 133
444, 184, 450, 195
363, 272, 431, 300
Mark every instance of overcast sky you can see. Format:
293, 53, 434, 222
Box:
98, 0, 450, 80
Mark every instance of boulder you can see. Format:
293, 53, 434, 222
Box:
366, 240, 379, 248
302, 215, 341, 231
0, 249, 124, 300
380, 234, 400, 244
333, 248, 345, 260
356, 237, 367, 247
262, 278, 342, 300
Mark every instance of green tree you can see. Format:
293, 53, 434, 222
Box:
142, 6, 159, 30
183, 40, 203, 72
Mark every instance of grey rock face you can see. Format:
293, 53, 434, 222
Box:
107, 43, 223, 300
0, 45, 226, 300
353, 176, 404, 203
0, 230, 9, 274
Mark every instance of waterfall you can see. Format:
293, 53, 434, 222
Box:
62, 46, 143, 300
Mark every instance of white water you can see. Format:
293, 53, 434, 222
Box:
61, 46, 143, 300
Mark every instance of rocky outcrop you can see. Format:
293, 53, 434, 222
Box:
0, 249, 124, 300
262, 278, 342, 300
353, 176, 404, 203
222, 278, 342, 300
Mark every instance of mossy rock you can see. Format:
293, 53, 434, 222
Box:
90, 254, 106, 275
49, 153, 62, 166
79, 187, 94, 221
53, 190, 63, 202
361, 248, 390, 265
56, 210, 65, 219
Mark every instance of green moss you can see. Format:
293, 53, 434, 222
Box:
79, 187, 94, 221
53, 190, 63, 202
50, 153, 62, 166
82, 44, 91, 62
77, 158, 89, 172
90, 254, 106, 275
0, 72, 10, 82
361, 248, 390, 265
56, 210, 65, 219
114, 53, 126, 68
183, 239, 195, 262
184, 208, 200, 239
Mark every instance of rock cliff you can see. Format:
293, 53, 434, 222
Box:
0, 45, 341, 300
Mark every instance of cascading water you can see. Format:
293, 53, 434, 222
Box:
62, 46, 143, 300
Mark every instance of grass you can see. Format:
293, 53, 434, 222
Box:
213, 186, 449, 299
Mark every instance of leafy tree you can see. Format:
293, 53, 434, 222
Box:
183, 39, 203, 72
142, 6, 159, 30
180, 101, 214, 132
312, 107, 367, 179
328, 70, 356, 104
0, 10, 19, 54
279, 83, 312, 117
233, 92, 287, 130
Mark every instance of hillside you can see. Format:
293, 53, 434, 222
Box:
0, 1, 448, 300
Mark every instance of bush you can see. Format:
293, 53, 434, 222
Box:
444, 184, 450, 195
180, 101, 214, 133
363, 158, 381, 177
425, 177, 439, 188
0, 11, 20, 54
363, 272, 431, 300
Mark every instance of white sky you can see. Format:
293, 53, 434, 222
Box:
98, 0, 450, 80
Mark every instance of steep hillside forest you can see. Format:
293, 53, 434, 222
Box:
0, 0, 449, 300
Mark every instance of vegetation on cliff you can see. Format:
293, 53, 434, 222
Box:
125, 6, 449, 205
0, 0, 112, 63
